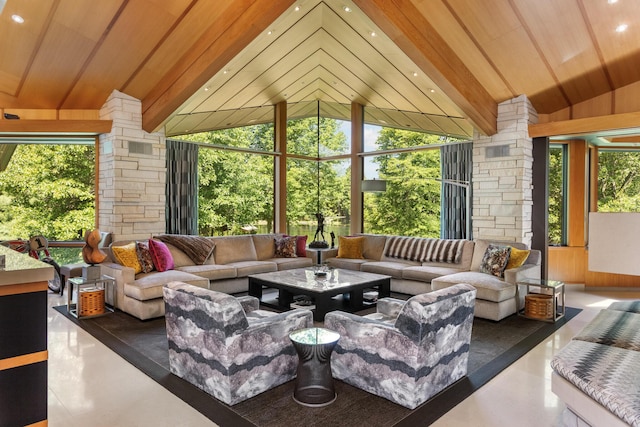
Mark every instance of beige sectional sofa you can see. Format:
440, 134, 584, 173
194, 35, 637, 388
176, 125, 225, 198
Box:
325, 234, 541, 321
101, 234, 313, 320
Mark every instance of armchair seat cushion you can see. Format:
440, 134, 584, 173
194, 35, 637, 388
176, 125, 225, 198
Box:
431, 271, 515, 303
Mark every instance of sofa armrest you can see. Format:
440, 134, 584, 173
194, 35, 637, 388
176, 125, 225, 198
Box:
503, 263, 541, 285
101, 262, 135, 310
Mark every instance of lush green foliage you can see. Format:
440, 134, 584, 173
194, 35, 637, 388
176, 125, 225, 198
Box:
598, 151, 640, 212
0, 144, 95, 241
364, 128, 444, 237
548, 146, 564, 245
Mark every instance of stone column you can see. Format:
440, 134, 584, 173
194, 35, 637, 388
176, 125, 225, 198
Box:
98, 90, 166, 241
472, 95, 538, 245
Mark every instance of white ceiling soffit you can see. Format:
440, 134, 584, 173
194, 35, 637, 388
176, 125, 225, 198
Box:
164, 0, 471, 138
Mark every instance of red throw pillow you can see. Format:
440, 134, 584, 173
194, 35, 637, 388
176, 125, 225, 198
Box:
148, 239, 174, 272
295, 235, 307, 257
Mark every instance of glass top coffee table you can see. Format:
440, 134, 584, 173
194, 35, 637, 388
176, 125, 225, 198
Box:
248, 268, 391, 321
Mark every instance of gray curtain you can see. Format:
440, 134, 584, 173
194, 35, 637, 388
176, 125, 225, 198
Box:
166, 139, 199, 235
440, 142, 472, 240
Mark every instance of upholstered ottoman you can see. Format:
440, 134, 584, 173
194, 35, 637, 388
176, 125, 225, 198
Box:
431, 271, 519, 321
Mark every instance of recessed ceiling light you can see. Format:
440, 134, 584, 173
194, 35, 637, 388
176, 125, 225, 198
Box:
608, 0, 618, 4
294, 6, 300, 12
223, 69, 229, 74
412, 71, 418, 77
429, 89, 436, 93
267, 30, 273, 35
616, 23, 628, 32
204, 87, 210, 91
343, 6, 351, 12
11, 14, 24, 24
370, 31, 376, 37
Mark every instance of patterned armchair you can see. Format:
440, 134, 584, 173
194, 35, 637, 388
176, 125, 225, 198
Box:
324, 283, 476, 409
163, 281, 313, 405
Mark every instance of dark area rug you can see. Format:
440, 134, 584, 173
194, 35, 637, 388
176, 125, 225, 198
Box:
53, 303, 580, 427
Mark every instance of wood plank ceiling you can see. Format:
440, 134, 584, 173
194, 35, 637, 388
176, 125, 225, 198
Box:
0, 0, 639, 139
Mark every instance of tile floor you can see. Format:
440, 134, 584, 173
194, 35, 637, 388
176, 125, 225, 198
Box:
46, 285, 640, 427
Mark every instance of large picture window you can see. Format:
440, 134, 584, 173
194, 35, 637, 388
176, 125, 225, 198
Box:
597, 149, 640, 212
548, 144, 567, 245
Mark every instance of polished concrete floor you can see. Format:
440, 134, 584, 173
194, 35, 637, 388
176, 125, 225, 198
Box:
47, 285, 640, 427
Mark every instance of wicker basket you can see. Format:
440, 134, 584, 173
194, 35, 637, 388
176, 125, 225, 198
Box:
524, 293, 553, 320
79, 287, 105, 316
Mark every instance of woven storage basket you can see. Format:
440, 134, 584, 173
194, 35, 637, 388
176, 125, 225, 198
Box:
524, 293, 553, 320
79, 287, 105, 316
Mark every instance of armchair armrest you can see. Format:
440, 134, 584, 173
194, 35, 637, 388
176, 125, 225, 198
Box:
100, 262, 135, 310
376, 297, 406, 318
237, 295, 259, 313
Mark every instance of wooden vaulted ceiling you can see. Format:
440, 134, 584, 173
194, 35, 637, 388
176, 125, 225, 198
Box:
1, 0, 639, 139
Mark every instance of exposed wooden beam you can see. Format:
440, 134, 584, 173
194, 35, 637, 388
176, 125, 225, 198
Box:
0, 120, 112, 134
353, 0, 497, 135
529, 111, 640, 137
141, 0, 295, 133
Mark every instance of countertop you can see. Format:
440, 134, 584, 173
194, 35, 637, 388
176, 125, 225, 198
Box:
0, 245, 54, 286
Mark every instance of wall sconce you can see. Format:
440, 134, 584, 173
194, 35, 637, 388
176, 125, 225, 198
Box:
362, 179, 387, 192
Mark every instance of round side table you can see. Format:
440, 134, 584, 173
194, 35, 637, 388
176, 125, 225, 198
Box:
289, 327, 340, 407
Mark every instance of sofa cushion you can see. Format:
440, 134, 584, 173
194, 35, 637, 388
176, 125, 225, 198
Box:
112, 242, 142, 274
177, 264, 237, 281
551, 339, 640, 427
479, 244, 511, 277
572, 309, 640, 351
431, 271, 516, 303
213, 236, 258, 264
357, 234, 388, 261
327, 257, 369, 271
252, 234, 280, 260
337, 236, 365, 259
163, 242, 195, 267
228, 260, 278, 277
361, 261, 412, 279
269, 257, 313, 270
124, 270, 208, 301
402, 265, 467, 283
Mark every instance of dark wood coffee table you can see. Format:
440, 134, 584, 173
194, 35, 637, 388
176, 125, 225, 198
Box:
248, 268, 391, 321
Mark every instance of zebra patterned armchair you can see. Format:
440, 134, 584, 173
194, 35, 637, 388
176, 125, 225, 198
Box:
324, 283, 476, 409
163, 281, 313, 405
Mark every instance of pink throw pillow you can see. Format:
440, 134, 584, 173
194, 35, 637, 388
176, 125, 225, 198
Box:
148, 239, 174, 272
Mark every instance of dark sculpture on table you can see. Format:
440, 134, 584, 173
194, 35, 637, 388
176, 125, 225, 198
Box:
309, 212, 329, 249
330, 231, 335, 248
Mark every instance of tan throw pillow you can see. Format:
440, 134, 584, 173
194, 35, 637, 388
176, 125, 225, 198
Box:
275, 236, 297, 258
112, 242, 142, 274
337, 236, 365, 259
506, 247, 530, 269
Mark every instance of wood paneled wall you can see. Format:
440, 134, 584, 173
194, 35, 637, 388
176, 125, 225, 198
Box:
547, 139, 640, 287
